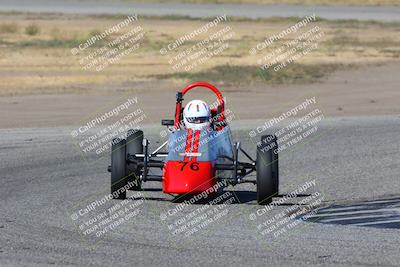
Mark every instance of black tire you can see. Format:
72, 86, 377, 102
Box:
111, 138, 127, 199
256, 135, 279, 205
271, 136, 279, 194
126, 129, 143, 191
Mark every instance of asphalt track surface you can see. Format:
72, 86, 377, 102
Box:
303, 197, 400, 228
1, 0, 400, 22
1, 116, 400, 266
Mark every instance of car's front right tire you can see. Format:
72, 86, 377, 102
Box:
111, 138, 127, 199
126, 129, 143, 191
256, 135, 279, 205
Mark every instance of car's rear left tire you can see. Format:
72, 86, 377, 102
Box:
271, 135, 279, 195
256, 135, 279, 205
111, 138, 127, 199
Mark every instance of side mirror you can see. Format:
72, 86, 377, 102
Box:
161, 119, 174, 126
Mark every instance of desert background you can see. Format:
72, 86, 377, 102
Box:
0, 0, 399, 128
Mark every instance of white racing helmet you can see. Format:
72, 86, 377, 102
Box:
183, 99, 211, 130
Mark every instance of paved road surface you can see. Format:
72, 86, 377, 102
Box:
1, 116, 400, 266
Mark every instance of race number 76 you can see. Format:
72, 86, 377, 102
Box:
179, 161, 199, 171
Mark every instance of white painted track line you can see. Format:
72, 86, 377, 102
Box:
353, 219, 400, 226
320, 214, 395, 223
306, 208, 400, 218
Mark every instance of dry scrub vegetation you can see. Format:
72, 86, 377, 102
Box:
0, 12, 399, 95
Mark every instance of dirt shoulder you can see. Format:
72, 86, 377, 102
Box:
1, 62, 399, 129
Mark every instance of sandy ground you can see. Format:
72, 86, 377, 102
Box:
1, 13, 399, 96
1, 62, 399, 129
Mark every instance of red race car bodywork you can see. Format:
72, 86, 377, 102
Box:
163, 82, 226, 194
163, 161, 215, 194
109, 82, 280, 205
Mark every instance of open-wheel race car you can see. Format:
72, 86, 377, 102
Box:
108, 82, 279, 205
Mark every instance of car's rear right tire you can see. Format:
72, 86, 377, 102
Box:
256, 135, 279, 205
111, 138, 127, 199
126, 129, 143, 191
